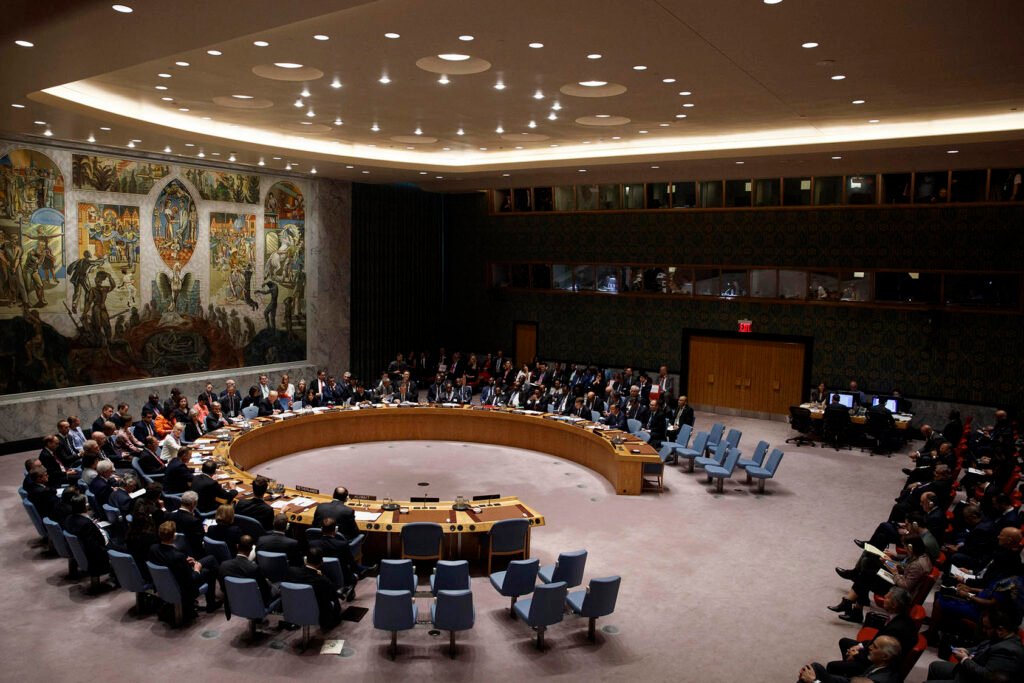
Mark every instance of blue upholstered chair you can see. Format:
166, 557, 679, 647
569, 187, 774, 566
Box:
695, 438, 729, 469
745, 448, 785, 493
538, 549, 588, 589
377, 559, 417, 593
487, 518, 531, 574
321, 556, 346, 591
224, 576, 281, 640
348, 533, 365, 564
256, 551, 289, 584
737, 440, 770, 482
626, 418, 643, 435
304, 527, 322, 544
241, 406, 259, 420
108, 549, 153, 612
591, 410, 602, 422
233, 514, 264, 540
148, 561, 207, 627
162, 493, 182, 512
489, 557, 539, 615
659, 424, 693, 463
430, 560, 470, 595
203, 536, 232, 564
675, 431, 709, 473
373, 589, 417, 659
85, 490, 101, 517
22, 498, 47, 539
705, 447, 744, 493
44, 517, 75, 577
280, 582, 320, 649
642, 446, 671, 491
131, 456, 163, 485
724, 428, 743, 450
513, 581, 568, 649
17, 486, 28, 500
431, 589, 475, 657
566, 575, 621, 641
63, 530, 104, 591
401, 522, 444, 562
704, 422, 726, 453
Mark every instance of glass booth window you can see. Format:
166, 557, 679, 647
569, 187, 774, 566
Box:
720, 270, 748, 297
990, 169, 1023, 201
950, 170, 986, 203
552, 265, 573, 290
875, 272, 941, 304
533, 187, 553, 211
914, 171, 948, 203
596, 266, 623, 293
577, 184, 599, 211
754, 178, 780, 207
530, 264, 551, 289
882, 173, 912, 204
725, 179, 752, 207
814, 176, 843, 205
839, 271, 871, 302
671, 181, 697, 208
554, 186, 575, 211
510, 264, 530, 288
698, 180, 723, 207
573, 265, 596, 291
598, 184, 621, 210
646, 182, 669, 208
944, 274, 1020, 308
846, 174, 876, 205
491, 264, 511, 287
494, 189, 513, 212
750, 269, 778, 298
783, 177, 812, 206
667, 267, 693, 295
779, 270, 808, 299
513, 188, 532, 211
808, 270, 839, 300
623, 183, 644, 209
694, 268, 719, 296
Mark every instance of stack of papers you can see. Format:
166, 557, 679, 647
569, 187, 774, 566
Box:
354, 511, 382, 522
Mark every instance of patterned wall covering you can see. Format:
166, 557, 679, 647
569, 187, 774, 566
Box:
441, 192, 1024, 409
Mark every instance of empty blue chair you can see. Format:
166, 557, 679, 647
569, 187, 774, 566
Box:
22, 498, 47, 539
44, 517, 75, 576
401, 522, 444, 562
659, 424, 694, 463
745, 448, 785, 493
513, 581, 568, 650
108, 549, 153, 612
241, 405, 259, 420
487, 518, 531, 574
695, 438, 729, 470
256, 551, 289, 584
321, 556, 346, 592
566, 576, 621, 641
148, 561, 207, 626
432, 589, 475, 657
378, 559, 417, 593
373, 589, 417, 659
233, 514, 264, 539
675, 431, 709, 473
724, 428, 743, 450
590, 410, 601, 422
705, 447, 744, 493
705, 422, 726, 452
738, 440, 770, 483
538, 549, 588, 588
131, 456, 163, 485
280, 582, 320, 648
203, 536, 232, 564
489, 557, 539, 615
431, 560, 470, 595
224, 576, 281, 640
625, 418, 643, 435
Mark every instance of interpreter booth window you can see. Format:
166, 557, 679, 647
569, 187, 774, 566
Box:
783, 177, 812, 206
646, 182, 670, 208
881, 173, 912, 204
808, 271, 839, 300
640, 267, 669, 293
552, 265, 574, 291
573, 265, 597, 291
750, 269, 778, 298
671, 181, 697, 208
513, 188, 532, 211
754, 178, 780, 206
599, 184, 621, 210
577, 184, 599, 211
533, 187, 554, 211
949, 170, 986, 203
779, 270, 808, 299
491, 264, 511, 288
914, 171, 948, 203
694, 268, 719, 296
623, 183, 644, 209
725, 179, 752, 207
698, 180, 723, 207
494, 189, 513, 212
719, 270, 748, 297
839, 271, 872, 302
554, 185, 576, 211
990, 169, 1022, 201
875, 272, 941, 304
623, 267, 643, 292
667, 267, 694, 295
530, 264, 552, 290
510, 264, 530, 289
596, 266, 623, 293
944, 274, 1020, 309
813, 176, 843, 205
846, 174, 876, 205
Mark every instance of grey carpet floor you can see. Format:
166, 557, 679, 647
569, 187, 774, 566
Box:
1, 410, 942, 682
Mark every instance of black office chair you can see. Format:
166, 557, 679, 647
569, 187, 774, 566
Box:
786, 406, 816, 447
864, 410, 897, 457
822, 408, 852, 451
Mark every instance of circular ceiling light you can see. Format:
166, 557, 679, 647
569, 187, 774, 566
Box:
458, 35, 474, 41
100, 126, 111, 130
587, 53, 602, 60
207, 49, 222, 56
231, 94, 254, 99
831, 74, 846, 80
547, 112, 557, 120
528, 42, 544, 48
675, 114, 687, 118
178, 107, 189, 112
274, 62, 304, 69
158, 73, 172, 78
112, 4, 133, 12
638, 130, 649, 134
15, 40, 34, 48
11, 103, 25, 108
851, 99, 865, 104
161, 96, 173, 101
314, 34, 330, 41
417, 55, 491, 75
213, 95, 273, 109
163, 145, 172, 153
579, 80, 607, 87
300, 88, 311, 97
576, 115, 631, 126
533, 90, 544, 99
763, 0, 783, 4
154, 85, 168, 90
802, 42, 819, 48
331, 78, 342, 88
493, 81, 506, 90
947, 149, 959, 154
662, 78, 676, 83
253, 40, 270, 47
438, 74, 450, 84
633, 65, 647, 71
682, 102, 695, 107
253, 64, 324, 81
384, 32, 400, 39
280, 122, 331, 133
391, 135, 438, 144
679, 90, 692, 96
735, 160, 745, 164
379, 75, 391, 84
439, 53, 471, 61
175, 61, 190, 67
868, 118, 880, 123
831, 155, 842, 159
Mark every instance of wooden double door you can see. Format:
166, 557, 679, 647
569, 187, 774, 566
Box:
687, 336, 805, 415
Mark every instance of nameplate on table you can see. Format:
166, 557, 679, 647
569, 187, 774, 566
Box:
295, 485, 320, 495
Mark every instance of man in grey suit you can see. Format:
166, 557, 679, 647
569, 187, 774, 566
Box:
924, 607, 1024, 682
799, 635, 902, 683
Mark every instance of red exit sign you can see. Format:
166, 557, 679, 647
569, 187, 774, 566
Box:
738, 319, 752, 333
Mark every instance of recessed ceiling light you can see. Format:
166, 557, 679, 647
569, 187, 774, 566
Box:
682, 103, 695, 108
831, 155, 842, 160
947, 149, 959, 154
15, 40, 34, 48
344, 164, 353, 168
100, 126, 111, 131
273, 63, 303, 71
197, 151, 205, 157
414, 127, 423, 135
578, 169, 587, 172
231, 94, 254, 99
154, 85, 168, 90
43, 129, 53, 137
10, 103, 25, 108
851, 99, 865, 104
310, 167, 317, 174
675, 114, 687, 118
662, 78, 676, 83
163, 145, 172, 153
679, 91, 692, 96
633, 65, 647, 71
548, 112, 557, 120
456, 127, 465, 135
258, 158, 265, 166
594, 114, 610, 118
479, 147, 487, 150
207, 49, 222, 56
438, 74, 450, 84
384, 32, 400, 39
515, 146, 523, 150
587, 54, 602, 60
406, 146, 415, 150
611, 136, 621, 140
439, 53, 471, 62
112, 4, 133, 12
201, 116, 211, 120
161, 96, 173, 101
33, 120, 46, 125
533, 89, 544, 100
435, 176, 443, 179
306, 109, 315, 118
551, 102, 562, 111
229, 153, 236, 162
334, 117, 343, 125
362, 170, 370, 174
831, 74, 846, 80
501, 173, 510, 177
87, 134, 96, 142
175, 61, 190, 67
638, 130, 649, 134
211, 152, 220, 156
329, 78, 342, 89
550, 144, 559, 147
285, 163, 292, 170
528, 42, 544, 48
582, 140, 591, 144
735, 160, 745, 164
253, 40, 270, 47
314, 34, 329, 41
494, 81, 506, 90
659, 123, 670, 127
651, 165, 660, 169
802, 41, 819, 48
371, 123, 380, 131
126, 140, 135, 147
294, 98, 304, 108
299, 121, 313, 125
379, 75, 391, 84
442, 147, 450, 151
458, 35, 474, 41
130, 138, 142, 143
868, 119, 880, 123
495, 125, 504, 133
178, 107, 189, 112
527, 120, 537, 128
158, 73, 172, 78
184, 143, 194, 147
579, 80, 607, 87
763, 0, 783, 4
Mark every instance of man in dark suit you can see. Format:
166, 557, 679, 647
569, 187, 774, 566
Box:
56, 420, 82, 469
284, 547, 341, 630
584, 391, 604, 417
205, 402, 229, 432
163, 447, 194, 494
603, 403, 629, 430
426, 373, 445, 403
396, 381, 417, 403
643, 400, 669, 448
192, 460, 237, 513
197, 382, 218, 408
166, 490, 205, 557
38, 434, 75, 487
256, 514, 303, 566
455, 376, 473, 404
569, 396, 589, 418
26, 466, 59, 520
309, 518, 360, 598
132, 409, 158, 443
219, 534, 274, 609
64, 493, 112, 584
92, 404, 115, 434
136, 436, 165, 475
312, 369, 330, 399
219, 380, 242, 418
148, 520, 219, 615
88, 459, 118, 509
671, 395, 695, 428
924, 607, 1024, 682
312, 487, 360, 540
826, 588, 919, 677
257, 390, 281, 417
799, 635, 901, 683
234, 476, 274, 531
505, 381, 526, 409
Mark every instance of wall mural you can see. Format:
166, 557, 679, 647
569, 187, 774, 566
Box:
72, 154, 170, 195
184, 167, 259, 204
0, 146, 309, 395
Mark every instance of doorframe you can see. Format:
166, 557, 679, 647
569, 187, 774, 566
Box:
679, 328, 813, 400
513, 320, 539, 367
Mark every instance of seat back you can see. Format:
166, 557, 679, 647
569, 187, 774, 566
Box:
373, 589, 416, 631
241, 406, 259, 420
348, 533, 365, 561
578, 575, 621, 618
764, 449, 785, 475
789, 406, 813, 433
591, 410, 601, 422
378, 558, 416, 592
712, 438, 729, 464
224, 576, 266, 621
433, 589, 475, 632
131, 457, 151, 484
280, 582, 319, 627
256, 551, 289, 583
63, 531, 90, 572
44, 517, 72, 558
148, 562, 183, 604
749, 440, 770, 466
304, 527, 323, 544
499, 558, 540, 596
626, 418, 642, 434
22, 499, 47, 538
824, 407, 851, 432
901, 633, 928, 679
490, 518, 530, 553
203, 536, 232, 564
526, 581, 568, 627
707, 422, 725, 445
401, 522, 443, 558
719, 447, 742, 475
102, 504, 121, 526
688, 432, 709, 454
725, 428, 742, 449
233, 514, 264, 539
321, 557, 345, 589
85, 490, 101, 516
163, 493, 182, 512
432, 560, 470, 594
550, 550, 588, 588
675, 424, 693, 446
17, 486, 28, 500
108, 549, 149, 592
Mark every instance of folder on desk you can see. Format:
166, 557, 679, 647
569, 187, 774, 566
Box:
354, 511, 381, 522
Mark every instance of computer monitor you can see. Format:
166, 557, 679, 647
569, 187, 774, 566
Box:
871, 396, 899, 412
830, 392, 854, 409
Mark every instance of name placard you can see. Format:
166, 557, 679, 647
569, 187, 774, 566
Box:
295, 485, 320, 495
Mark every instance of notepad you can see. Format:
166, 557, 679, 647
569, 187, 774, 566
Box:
354, 511, 381, 522
129, 488, 146, 499
861, 543, 888, 558
320, 639, 345, 655
950, 565, 976, 581
271, 499, 292, 509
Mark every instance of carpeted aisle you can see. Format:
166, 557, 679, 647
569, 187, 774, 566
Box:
1, 410, 942, 682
